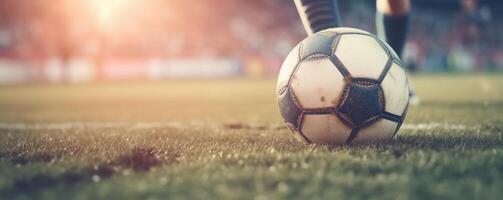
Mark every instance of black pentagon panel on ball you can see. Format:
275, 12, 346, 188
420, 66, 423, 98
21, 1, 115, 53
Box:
277, 87, 303, 130
337, 80, 384, 127
299, 31, 338, 60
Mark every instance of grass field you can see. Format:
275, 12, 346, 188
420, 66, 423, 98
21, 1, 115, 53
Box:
1, 75, 503, 200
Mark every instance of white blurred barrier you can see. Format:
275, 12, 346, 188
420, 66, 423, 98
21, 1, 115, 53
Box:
44, 57, 95, 83
148, 58, 241, 79
100, 59, 149, 80
0, 59, 34, 84
0, 57, 243, 84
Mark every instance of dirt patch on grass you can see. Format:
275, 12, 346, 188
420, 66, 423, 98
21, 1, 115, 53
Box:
10, 152, 55, 165
5, 147, 179, 193
113, 147, 163, 171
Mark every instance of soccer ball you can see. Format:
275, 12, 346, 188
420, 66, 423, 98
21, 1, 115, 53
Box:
276, 27, 409, 145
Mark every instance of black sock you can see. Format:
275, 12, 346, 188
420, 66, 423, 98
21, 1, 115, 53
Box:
376, 12, 409, 58
294, 0, 341, 35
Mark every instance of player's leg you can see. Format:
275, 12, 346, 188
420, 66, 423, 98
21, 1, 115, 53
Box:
376, 0, 410, 57
376, 0, 419, 105
293, 0, 341, 35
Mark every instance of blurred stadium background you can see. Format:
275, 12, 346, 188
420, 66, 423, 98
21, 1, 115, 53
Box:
0, 0, 501, 84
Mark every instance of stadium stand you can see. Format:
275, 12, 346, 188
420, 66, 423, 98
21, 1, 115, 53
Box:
0, 0, 501, 83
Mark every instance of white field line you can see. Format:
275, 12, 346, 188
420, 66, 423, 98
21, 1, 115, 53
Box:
0, 122, 475, 131
401, 123, 475, 131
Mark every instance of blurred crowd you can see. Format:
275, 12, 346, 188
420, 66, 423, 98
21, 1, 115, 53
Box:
400, 0, 502, 72
0, 0, 501, 81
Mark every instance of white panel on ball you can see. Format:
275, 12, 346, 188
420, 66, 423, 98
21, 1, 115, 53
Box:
381, 63, 409, 116
352, 119, 397, 144
277, 44, 300, 94
301, 114, 352, 144
322, 27, 370, 35
290, 57, 345, 109
335, 34, 389, 80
